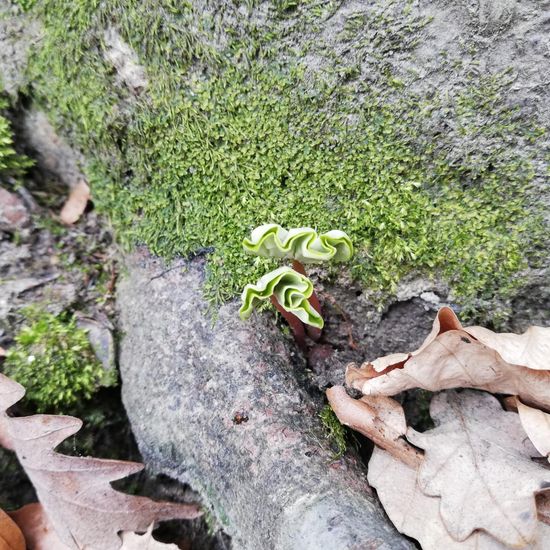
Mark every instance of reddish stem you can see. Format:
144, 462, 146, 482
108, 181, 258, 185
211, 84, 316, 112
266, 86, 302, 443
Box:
292, 260, 322, 342
271, 295, 307, 351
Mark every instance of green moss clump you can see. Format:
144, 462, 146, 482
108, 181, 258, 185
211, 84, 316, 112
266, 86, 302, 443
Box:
319, 404, 347, 458
0, 97, 32, 181
13, 0, 36, 12
23, 1, 546, 316
4, 309, 116, 413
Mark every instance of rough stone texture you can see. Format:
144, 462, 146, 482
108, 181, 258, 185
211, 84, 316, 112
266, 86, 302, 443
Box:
0, 4, 40, 96
118, 248, 414, 550
21, 110, 86, 190
0, 187, 30, 231
103, 28, 148, 94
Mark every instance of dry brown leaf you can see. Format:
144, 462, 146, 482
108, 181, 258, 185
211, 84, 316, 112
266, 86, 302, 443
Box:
0, 508, 25, 550
406, 391, 549, 547
466, 325, 550, 371
350, 307, 462, 379
0, 373, 25, 451
348, 330, 550, 411
536, 492, 550, 526
10, 504, 181, 550
517, 400, 550, 459
0, 373, 201, 550
326, 386, 422, 468
369, 447, 550, 550
59, 180, 90, 225
9, 503, 71, 550
120, 524, 178, 549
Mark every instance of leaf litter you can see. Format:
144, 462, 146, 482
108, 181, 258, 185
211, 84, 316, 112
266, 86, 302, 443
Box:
0, 373, 201, 549
328, 307, 550, 549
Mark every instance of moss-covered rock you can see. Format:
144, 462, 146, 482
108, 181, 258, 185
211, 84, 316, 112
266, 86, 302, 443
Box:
0, 96, 32, 181
7, 0, 549, 320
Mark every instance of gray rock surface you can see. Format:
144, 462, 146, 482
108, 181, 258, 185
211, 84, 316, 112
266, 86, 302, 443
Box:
118, 248, 413, 550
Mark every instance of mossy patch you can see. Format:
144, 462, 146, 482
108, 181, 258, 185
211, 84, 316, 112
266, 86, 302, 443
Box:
319, 404, 347, 459
4, 308, 117, 414
22, 0, 546, 317
0, 96, 32, 181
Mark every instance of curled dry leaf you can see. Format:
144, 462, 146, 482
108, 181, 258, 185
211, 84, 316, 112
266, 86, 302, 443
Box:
59, 179, 90, 225
369, 447, 550, 550
0, 373, 201, 550
347, 307, 550, 411
326, 386, 422, 468
407, 391, 549, 547
0, 508, 25, 550
517, 400, 550, 460
0, 372, 24, 451
465, 325, 550, 371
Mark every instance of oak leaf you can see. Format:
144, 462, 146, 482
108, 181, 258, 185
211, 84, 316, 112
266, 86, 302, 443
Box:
0, 508, 25, 550
0, 373, 201, 550
407, 391, 549, 547
465, 325, 550, 371
517, 400, 550, 460
326, 386, 421, 468
369, 447, 550, 550
347, 307, 550, 410
9, 503, 70, 550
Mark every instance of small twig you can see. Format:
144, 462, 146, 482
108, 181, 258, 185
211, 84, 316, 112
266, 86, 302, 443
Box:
106, 267, 117, 294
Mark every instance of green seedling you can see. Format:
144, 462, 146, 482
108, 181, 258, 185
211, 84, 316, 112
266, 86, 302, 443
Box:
240, 224, 353, 348
243, 224, 353, 263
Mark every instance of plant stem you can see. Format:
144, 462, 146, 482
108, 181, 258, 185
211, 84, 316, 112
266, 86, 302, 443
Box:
292, 260, 322, 341
270, 295, 307, 351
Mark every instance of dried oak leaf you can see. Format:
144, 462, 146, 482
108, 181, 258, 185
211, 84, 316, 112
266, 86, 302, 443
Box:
406, 391, 550, 547
9, 503, 70, 550
0, 371, 24, 451
465, 326, 550, 371
59, 179, 90, 225
347, 308, 550, 411
0, 374, 201, 550
0, 508, 25, 550
517, 400, 550, 460
326, 386, 421, 468
369, 447, 550, 550
10, 505, 179, 550
517, 399, 550, 526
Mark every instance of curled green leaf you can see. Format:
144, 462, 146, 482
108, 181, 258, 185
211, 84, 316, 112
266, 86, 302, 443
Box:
239, 267, 324, 328
243, 224, 353, 263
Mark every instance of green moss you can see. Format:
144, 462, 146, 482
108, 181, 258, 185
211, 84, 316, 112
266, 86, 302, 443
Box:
0, 97, 32, 181
319, 404, 347, 459
23, 0, 546, 317
4, 309, 116, 413
12, 0, 36, 11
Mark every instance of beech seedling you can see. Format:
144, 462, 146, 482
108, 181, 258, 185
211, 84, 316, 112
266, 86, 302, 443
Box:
240, 224, 353, 348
